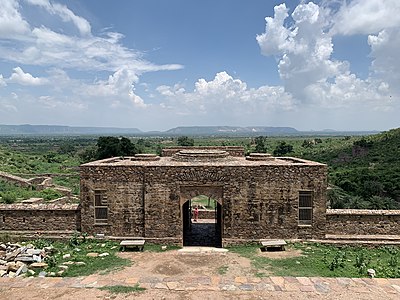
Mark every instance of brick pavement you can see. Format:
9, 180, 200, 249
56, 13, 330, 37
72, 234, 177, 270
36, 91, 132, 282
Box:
1, 275, 400, 296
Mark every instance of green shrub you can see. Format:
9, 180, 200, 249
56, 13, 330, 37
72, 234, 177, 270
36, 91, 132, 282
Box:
1, 192, 17, 204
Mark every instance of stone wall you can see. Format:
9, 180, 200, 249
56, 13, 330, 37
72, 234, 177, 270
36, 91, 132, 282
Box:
80, 161, 327, 246
326, 209, 400, 235
0, 171, 31, 187
0, 204, 80, 232
162, 146, 244, 157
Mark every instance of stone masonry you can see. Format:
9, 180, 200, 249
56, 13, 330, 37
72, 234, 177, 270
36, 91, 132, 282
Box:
326, 209, 400, 235
0, 203, 80, 232
80, 147, 328, 246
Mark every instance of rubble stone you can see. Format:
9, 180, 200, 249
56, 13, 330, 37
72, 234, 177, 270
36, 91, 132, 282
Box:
30, 262, 48, 269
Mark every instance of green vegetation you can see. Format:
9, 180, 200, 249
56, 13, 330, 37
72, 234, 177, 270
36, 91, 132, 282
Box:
273, 141, 294, 156
1, 128, 399, 208
31, 236, 131, 277
96, 136, 140, 159
99, 284, 146, 294
217, 265, 229, 275
191, 195, 217, 209
177, 136, 195, 146
230, 243, 400, 278
301, 129, 400, 209
254, 136, 268, 153
0, 180, 63, 203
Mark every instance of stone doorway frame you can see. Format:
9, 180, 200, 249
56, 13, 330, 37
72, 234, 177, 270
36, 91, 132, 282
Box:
179, 185, 223, 247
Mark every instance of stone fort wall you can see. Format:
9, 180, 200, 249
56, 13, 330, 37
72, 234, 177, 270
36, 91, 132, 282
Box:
2, 202, 400, 242
326, 209, 400, 235
0, 204, 80, 232
80, 163, 328, 245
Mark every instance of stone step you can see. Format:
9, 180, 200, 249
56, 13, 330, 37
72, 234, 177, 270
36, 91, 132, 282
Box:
178, 247, 228, 255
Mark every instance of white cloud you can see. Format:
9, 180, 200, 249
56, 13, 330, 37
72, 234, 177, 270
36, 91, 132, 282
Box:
0, 0, 30, 39
332, 0, 400, 35
81, 67, 146, 108
256, 1, 396, 113
0, 93, 18, 112
304, 72, 392, 110
0, 1, 183, 73
257, 3, 346, 100
0, 75, 7, 87
368, 28, 400, 94
157, 71, 295, 117
25, 0, 91, 35
38, 95, 86, 110
8, 67, 48, 85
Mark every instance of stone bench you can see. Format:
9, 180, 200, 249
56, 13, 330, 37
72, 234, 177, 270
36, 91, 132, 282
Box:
260, 239, 287, 251
119, 239, 145, 251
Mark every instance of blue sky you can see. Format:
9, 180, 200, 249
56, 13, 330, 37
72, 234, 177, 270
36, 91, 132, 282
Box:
0, 0, 399, 131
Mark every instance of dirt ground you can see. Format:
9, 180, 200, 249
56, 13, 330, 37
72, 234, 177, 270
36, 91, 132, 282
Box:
115, 249, 254, 278
1, 248, 399, 300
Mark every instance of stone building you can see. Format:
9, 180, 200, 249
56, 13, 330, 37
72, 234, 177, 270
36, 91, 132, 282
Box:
79, 147, 328, 247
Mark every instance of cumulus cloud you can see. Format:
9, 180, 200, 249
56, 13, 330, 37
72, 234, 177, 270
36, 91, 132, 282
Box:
332, 0, 400, 35
368, 28, 400, 94
8, 67, 49, 85
82, 67, 146, 108
156, 71, 295, 117
256, 1, 396, 113
257, 3, 346, 99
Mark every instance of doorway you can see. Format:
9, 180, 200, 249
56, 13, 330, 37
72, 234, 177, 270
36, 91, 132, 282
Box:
182, 194, 222, 247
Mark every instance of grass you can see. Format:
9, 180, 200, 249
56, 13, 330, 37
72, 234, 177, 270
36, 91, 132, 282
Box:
37, 239, 180, 277
143, 243, 181, 252
99, 284, 146, 294
230, 243, 400, 278
34, 238, 131, 277
0, 180, 64, 203
217, 265, 228, 275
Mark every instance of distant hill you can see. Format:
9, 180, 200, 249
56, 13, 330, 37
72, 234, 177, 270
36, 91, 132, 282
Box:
0, 124, 142, 135
0, 124, 379, 136
165, 126, 299, 135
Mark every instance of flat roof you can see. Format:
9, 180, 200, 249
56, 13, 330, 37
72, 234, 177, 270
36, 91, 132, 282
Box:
81, 155, 325, 167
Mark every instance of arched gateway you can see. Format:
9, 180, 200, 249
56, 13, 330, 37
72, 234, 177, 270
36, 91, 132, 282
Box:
80, 147, 327, 247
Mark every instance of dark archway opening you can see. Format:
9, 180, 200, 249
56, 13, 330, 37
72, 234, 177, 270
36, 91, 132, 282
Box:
182, 196, 222, 247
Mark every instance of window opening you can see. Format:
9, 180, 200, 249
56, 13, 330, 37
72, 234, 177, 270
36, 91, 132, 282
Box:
299, 191, 313, 225
94, 190, 108, 224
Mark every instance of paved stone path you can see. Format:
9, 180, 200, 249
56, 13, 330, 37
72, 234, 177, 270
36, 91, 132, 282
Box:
1, 275, 400, 296
183, 220, 221, 247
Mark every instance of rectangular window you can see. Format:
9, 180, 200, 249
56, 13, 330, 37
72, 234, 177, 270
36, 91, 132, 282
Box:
298, 191, 313, 225
94, 190, 108, 224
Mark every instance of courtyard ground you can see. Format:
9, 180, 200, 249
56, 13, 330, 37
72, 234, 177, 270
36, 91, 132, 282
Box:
1, 247, 400, 299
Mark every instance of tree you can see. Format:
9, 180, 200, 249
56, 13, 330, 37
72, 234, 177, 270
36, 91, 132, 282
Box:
78, 145, 97, 163
345, 196, 369, 209
58, 143, 75, 155
368, 196, 399, 210
96, 136, 139, 159
302, 139, 313, 148
254, 136, 267, 153
177, 136, 194, 146
273, 141, 293, 156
